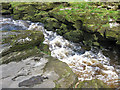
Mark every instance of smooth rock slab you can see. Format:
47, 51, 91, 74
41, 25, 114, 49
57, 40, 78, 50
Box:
1, 53, 77, 88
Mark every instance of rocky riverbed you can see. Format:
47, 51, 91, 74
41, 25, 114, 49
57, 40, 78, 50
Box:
0, 2, 120, 89
0, 17, 78, 88
0, 17, 119, 89
0, 52, 77, 88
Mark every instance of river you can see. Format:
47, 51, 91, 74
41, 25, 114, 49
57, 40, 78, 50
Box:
0, 17, 120, 88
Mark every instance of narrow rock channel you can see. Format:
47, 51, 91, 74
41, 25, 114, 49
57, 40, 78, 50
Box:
0, 17, 120, 88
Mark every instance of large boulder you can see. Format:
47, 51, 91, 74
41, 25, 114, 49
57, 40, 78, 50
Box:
2, 30, 44, 55
0, 29, 78, 88
0, 49, 78, 88
1, 30, 51, 64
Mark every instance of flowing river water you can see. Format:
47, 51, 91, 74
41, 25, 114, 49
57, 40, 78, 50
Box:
0, 17, 120, 88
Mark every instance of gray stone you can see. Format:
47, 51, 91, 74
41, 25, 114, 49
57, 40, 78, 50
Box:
43, 71, 59, 81
2, 62, 26, 79
1, 52, 77, 88
2, 76, 14, 88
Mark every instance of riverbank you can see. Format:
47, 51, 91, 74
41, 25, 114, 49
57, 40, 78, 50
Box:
1, 2, 120, 61
4, 2, 120, 65
0, 17, 116, 88
1, 2, 120, 46
1, 2, 120, 88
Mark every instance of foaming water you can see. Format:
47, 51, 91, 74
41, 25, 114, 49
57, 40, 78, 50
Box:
1, 17, 120, 88
0, 17, 30, 31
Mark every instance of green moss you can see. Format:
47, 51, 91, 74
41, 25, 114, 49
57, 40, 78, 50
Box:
64, 30, 84, 43
2, 3, 11, 10
1, 3, 12, 15
39, 43, 51, 55
3, 2, 120, 46
1, 9, 11, 14
116, 33, 120, 45
43, 18, 61, 31
93, 42, 100, 46
106, 30, 118, 39
73, 20, 83, 30
56, 24, 69, 35
2, 30, 44, 56
1, 48, 42, 64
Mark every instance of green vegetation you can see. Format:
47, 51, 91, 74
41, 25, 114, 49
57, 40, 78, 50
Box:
1, 2, 120, 48
1, 48, 42, 64
1, 2, 119, 88
1, 30, 51, 64
2, 30, 44, 56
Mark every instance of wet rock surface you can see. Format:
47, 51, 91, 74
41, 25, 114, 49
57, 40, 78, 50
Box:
1, 2, 120, 50
0, 17, 119, 88
0, 54, 77, 88
1, 30, 47, 64
4, 2, 119, 47
0, 25, 77, 88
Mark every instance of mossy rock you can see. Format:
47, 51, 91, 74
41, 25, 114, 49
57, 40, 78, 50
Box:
83, 33, 96, 46
49, 12, 66, 23
106, 30, 118, 41
1, 30, 52, 64
1, 9, 12, 15
1, 50, 78, 88
2, 3, 11, 10
2, 30, 44, 56
1, 3, 12, 15
64, 30, 84, 43
116, 34, 120, 45
73, 20, 83, 30
2, 2, 120, 47
11, 2, 69, 21
45, 56, 78, 88
56, 23, 69, 35
12, 3, 36, 20
34, 11, 49, 22
48, 2, 120, 46
39, 44, 51, 55
77, 79, 111, 88
93, 42, 100, 46
43, 18, 61, 31
0, 48, 42, 64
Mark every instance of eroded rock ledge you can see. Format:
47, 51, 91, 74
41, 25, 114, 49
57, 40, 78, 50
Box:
0, 29, 78, 88
0, 53, 77, 88
1, 2, 120, 47
0, 2, 116, 88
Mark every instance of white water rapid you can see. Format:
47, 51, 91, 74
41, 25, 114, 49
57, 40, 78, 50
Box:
1, 17, 119, 88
